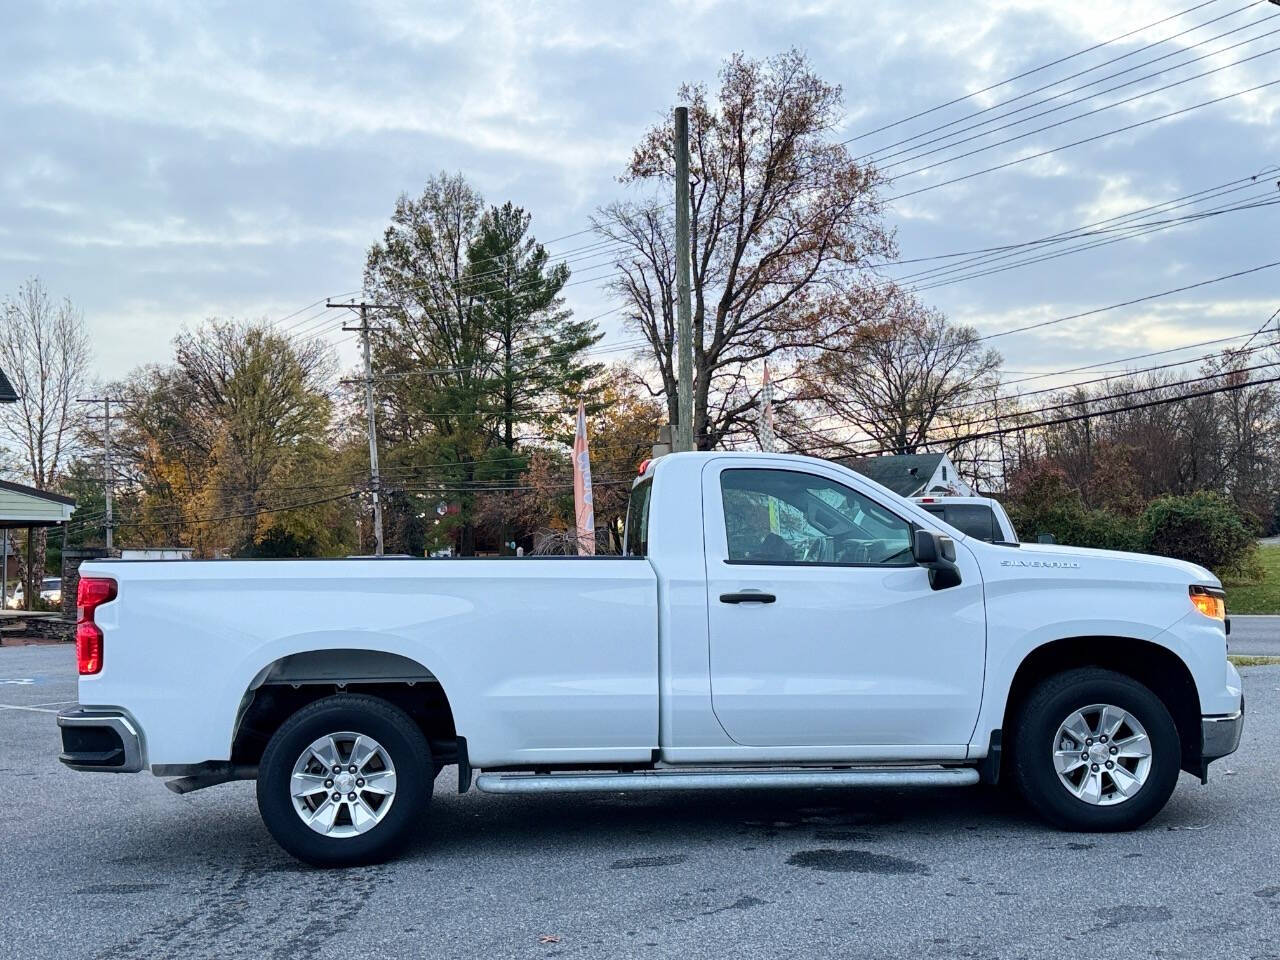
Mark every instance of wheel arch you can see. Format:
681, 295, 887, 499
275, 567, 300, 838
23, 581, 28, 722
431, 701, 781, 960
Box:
999, 636, 1203, 776
229, 648, 460, 768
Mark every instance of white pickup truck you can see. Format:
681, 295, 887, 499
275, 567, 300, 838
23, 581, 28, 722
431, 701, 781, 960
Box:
59, 452, 1243, 866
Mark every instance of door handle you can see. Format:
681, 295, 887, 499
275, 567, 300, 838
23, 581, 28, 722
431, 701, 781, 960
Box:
719, 591, 776, 604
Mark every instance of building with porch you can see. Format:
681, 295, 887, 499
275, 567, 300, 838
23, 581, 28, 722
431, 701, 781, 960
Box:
0, 479, 76, 611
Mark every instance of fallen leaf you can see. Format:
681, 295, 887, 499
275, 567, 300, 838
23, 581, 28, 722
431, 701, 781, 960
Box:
539, 935, 561, 944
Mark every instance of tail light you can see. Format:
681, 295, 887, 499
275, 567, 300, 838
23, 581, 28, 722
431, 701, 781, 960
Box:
76, 577, 117, 675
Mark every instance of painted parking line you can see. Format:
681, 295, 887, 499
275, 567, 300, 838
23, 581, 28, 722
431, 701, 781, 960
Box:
0, 703, 59, 714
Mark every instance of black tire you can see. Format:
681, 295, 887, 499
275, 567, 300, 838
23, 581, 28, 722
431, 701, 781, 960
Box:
1010, 667, 1180, 832
256, 694, 432, 867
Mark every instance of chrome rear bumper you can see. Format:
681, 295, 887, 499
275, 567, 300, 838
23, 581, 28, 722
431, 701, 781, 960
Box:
57, 708, 144, 773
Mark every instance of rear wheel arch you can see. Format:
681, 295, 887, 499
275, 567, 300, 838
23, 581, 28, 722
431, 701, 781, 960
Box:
230, 648, 459, 768
999, 636, 1202, 776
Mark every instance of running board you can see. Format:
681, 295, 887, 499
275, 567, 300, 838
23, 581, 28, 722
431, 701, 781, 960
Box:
474, 766, 979, 795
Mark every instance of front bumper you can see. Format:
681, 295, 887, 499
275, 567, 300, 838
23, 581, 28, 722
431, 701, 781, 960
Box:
57, 708, 145, 773
1195, 697, 1244, 783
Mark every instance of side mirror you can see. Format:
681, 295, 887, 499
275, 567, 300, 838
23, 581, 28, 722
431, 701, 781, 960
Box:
1036, 532, 1056, 544
912, 529, 962, 590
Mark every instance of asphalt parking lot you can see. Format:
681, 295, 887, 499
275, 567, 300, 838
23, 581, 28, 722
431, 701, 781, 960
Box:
2, 644, 1277, 960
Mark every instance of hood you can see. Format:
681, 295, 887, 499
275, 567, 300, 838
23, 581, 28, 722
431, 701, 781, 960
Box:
1007, 541, 1218, 586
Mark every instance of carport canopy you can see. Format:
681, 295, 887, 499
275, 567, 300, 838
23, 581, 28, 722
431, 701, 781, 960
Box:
0, 479, 76, 528
0, 480, 76, 611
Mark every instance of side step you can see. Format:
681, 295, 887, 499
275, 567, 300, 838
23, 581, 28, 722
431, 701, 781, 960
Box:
474, 766, 979, 795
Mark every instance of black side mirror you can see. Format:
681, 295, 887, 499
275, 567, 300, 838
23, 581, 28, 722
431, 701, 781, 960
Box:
1036, 533, 1056, 544
912, 529, 962, 590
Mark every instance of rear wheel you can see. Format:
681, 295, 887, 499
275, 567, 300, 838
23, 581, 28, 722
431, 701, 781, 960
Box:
1010, 668, 1180, 832
256, 694, 432, 866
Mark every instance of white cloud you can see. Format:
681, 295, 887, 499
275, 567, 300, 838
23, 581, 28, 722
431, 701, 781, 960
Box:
1, 0, 1274, 383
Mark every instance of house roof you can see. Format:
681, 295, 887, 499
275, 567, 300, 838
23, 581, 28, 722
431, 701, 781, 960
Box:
0, 479, 76, 506
0, 368, 16, 403
838, 453, 945, 497
0, 478, 78, 528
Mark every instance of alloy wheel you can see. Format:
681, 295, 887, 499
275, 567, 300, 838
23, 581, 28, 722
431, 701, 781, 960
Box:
289, 731, 398, 837
1052, 703, 1153, 806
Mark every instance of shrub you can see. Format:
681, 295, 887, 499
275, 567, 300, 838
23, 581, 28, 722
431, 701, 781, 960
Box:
1139, 491, 1256, 575
1005, 463, 1141, 551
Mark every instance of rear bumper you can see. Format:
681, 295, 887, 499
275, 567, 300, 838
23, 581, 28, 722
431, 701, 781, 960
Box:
57, 708, 144, 773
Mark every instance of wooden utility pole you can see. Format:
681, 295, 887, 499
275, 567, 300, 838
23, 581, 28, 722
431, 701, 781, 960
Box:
330, 300, 393, 556
673, 106, 695, 452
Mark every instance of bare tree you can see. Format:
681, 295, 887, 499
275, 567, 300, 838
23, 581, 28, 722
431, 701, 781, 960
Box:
785, 286, 1002, 457
0, 277, 91, 604
596, 50, 895, 450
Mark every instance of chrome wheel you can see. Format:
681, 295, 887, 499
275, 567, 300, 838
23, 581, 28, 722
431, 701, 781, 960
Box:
290, 731, 397, 837
1052, 703, 1152, 806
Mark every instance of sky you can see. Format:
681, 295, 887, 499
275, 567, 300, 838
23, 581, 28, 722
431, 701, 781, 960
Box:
2, 0, 1278, 389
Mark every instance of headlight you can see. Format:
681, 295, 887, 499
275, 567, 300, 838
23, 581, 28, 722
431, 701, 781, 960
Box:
1189, 584, 1226, 620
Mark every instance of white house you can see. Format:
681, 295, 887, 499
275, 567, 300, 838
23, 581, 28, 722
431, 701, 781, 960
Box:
837, 452, 974, 498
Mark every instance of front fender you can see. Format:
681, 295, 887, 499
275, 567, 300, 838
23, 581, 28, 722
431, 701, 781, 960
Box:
969, 574, 1193, 752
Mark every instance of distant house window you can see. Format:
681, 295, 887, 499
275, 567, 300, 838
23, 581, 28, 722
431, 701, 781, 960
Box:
942, 466, 948, 480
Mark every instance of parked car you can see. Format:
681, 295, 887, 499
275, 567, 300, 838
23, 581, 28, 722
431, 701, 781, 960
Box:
912, 495, 1018, 543
6, 577, 61, 609
59, 452, 1242, 866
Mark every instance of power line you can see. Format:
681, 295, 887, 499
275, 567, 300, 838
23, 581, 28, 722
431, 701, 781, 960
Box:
969, 258, 1280, 345
841, 0, 1230, 145
103, 491, 358, 531
793, 355, 1280, 448
880, 47, 1280, 183
794, 363, 1280, 458
861, 3, 1276, 164
888, 77, 1280, 202
911, 196, 1280, 292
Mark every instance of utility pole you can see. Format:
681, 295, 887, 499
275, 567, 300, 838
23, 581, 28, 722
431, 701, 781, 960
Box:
330, 300, 393, 556
673, 105, 695, 452
77, 397, 117, 552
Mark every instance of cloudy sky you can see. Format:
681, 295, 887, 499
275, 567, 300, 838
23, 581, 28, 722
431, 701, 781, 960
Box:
3, 0, 1278, 387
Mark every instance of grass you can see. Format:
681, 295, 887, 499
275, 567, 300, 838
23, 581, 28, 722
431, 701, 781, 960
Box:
1223, 544, 1280, 615
1229, 655, 1280, 667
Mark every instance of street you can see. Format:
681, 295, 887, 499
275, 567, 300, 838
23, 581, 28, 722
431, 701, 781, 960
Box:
1, 644, 1277, 960
1230, 615, 1280, 657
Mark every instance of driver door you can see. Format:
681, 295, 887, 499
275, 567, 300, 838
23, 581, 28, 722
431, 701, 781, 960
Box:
702, 459, 986, 753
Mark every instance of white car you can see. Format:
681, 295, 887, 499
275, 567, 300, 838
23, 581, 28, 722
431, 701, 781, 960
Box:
7, 577, 62, 609
59, 452, 1242, 866
912, 495, 1019, 543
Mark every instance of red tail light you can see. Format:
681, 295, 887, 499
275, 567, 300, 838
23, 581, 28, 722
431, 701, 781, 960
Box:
76, 577, 117, 676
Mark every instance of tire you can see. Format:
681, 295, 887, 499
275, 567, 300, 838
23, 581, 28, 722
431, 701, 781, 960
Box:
256, 694, 432, 867
1010, 667, 1180, 832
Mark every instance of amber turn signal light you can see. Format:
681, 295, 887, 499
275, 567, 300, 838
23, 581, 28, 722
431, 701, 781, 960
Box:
1189, 586, 1225, 620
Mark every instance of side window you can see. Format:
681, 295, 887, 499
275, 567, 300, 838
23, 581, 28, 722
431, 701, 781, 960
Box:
720, 469, 914, 566
623, 479, 653, 557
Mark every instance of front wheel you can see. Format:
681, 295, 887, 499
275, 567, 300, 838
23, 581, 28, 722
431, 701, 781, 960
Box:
1010, 667, 1180, 832
257, 694, 432, 866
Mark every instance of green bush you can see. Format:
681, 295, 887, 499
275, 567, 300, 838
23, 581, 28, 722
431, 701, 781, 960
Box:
1139, 491, 1256, 576
1005, 465, 1141, 552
